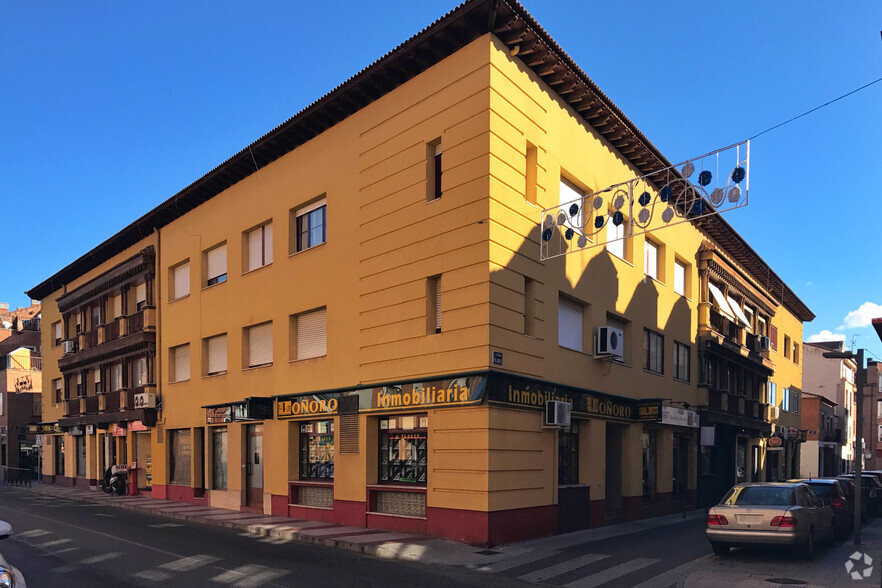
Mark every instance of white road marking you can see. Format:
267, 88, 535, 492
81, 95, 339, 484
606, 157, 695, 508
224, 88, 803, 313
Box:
212, 564, 265, 584
148, 523, 185, 528
94, 513, 115, 517
564, 558, 660, 588
46, 547, 79, 555
629, 555, 712, 588
519, 553, 609, 582
17, 529, 51, 538
477, 549, 561, 573
38, 538, 73, 548
235, 568, 290, 587
80, 552, 124, 565
160, 554, 221, 572
134, 570, 173, 581
52, 565, 79, 573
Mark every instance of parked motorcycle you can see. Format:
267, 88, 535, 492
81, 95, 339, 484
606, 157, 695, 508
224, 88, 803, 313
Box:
99, 465, 128, 495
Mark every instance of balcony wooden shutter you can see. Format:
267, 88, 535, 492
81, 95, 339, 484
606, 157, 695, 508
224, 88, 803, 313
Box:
173, 263, 190, 299
207, 335, 227, 374
173, 345, 190, 382
297, 309, 327, 359
207, 244, 227, 281
770, 324, 778, 351
248, 323, 273, 367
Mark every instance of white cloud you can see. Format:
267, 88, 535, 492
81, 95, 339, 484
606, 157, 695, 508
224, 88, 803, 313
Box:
840, 302, 882, 329
805, 281, 813, 287
806, 330, 846, 343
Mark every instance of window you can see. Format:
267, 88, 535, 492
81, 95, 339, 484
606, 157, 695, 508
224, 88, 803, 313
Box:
524, 277, 536, 337
112, 294, 122, 319
558, 295, 583, 352
205, 334, 228, 376
110, 362, 122, 392
292, 308, 327, 360
525, 142, 538, 205
169, 429, 192, 486
171, 344, 190, 383
793, 343, 800, 365
75, 313, 82, 334
558, 422, 579, 485
427, 275, 441, 334
644, 239, 659, 280
784, 335, 791, 359
53, 378, 62, 403
757, 316, 768, 338
782, 387, 790, 412
294, 200, 326, 252
93, 367, 103, 393
246, 322, 273, 368
245, 222, 273, 272
427, 139, 441, 201
135, 282, 147, 311
607, 212, 627, 260
212, 427, 228, 490
76, 436, 86, 477
53, 321, 62, 346
560, 178, 584, 232
132, 356, 148, 388
791, 390, 799, 415
644, 329, 663, 374
75, 373, 84, 397
379, 414, 427, 485
674, 260, 686, 296
171, 261, 190, 301
300, 420, 334, 480
674, 341, 690, 381
205, 243, 227, 287
90, 303, 102, 329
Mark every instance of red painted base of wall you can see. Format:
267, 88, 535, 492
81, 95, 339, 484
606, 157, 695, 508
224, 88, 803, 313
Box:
659, 492, 675, 515
73, 477, 93, 488
153, 484, 205, 505
424, 504, 557, 546
622, 496, 642, 521
589, 500, 606, 528
271, 495, 287, 517
333, 500, 367, 527
53, 475, 73, 487
367, 512, 427, 536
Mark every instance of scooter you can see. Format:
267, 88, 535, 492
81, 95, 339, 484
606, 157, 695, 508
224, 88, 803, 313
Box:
100, 465, 128, 495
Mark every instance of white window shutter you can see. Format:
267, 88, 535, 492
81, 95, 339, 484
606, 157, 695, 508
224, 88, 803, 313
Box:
558, 297, 583, 351
173, 345, 190, 382
248, 228, 262, 271
264, 223, 273, 265
54, 322, 61, 340
297, 309, 327, 359
248, 323, 273, 367
644, 241, 657, 279
674, 261, 685, 295
607, 219, 625, 259
207, 335, 228, 374
93, 367, 101, 383
174, 263, 190, 299
559, 179, 583, 229
207, 244, 227, 281
136, 282, 147, 304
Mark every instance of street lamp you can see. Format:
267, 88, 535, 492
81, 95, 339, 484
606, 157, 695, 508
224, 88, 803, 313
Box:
823, 348, 864, 545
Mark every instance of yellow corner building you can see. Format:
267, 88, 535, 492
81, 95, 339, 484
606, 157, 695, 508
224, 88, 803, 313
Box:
28, 0, 813, 545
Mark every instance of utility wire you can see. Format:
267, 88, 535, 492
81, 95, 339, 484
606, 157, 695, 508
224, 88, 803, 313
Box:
748, 75, 882, 141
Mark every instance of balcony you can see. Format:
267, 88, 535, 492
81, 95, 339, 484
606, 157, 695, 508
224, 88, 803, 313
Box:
58, 308, 156, 373
706, 389, 769, 427
4, 355, 41, 371
61, 384, 158, 428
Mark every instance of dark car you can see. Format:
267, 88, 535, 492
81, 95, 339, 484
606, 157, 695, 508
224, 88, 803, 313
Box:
837, 474, 882, 517
0, 520, 27, 587
834, 478, 867, 522
788, 479, 852, 538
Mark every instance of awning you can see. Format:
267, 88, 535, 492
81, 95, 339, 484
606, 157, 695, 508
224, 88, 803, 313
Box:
708, 283, 736, 322
727, 295, 752, 331
201, 397, 273, 424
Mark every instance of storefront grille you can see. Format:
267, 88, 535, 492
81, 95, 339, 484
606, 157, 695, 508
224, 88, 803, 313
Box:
375, 490, 425, 518
298, 485, 333, 508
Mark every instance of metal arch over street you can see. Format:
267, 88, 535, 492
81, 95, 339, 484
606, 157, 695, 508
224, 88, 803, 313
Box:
540, 140, 750, 261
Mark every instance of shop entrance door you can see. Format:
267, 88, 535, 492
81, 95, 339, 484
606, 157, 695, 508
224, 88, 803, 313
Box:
135, 432, 151, 490
54, 437, 65, 478
246, 424, 263, 507
605, 424, 623, 520
672, 435, 688, 501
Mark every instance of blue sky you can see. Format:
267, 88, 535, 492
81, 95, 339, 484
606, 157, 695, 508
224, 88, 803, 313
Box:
2, 1, 881, 353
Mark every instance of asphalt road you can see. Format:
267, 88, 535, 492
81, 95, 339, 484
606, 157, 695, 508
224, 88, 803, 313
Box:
0, 486, 527, 588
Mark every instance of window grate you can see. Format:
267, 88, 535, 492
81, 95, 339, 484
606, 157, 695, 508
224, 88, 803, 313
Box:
339, 414, 359, 454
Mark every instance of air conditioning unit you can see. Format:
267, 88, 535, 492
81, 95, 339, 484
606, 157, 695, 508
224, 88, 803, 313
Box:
544, 400, 572, 427
595, 326, 624, 359
767, 405, 780, 421
134, 392, 157, 409
760, 336, 771, 351
62, 340, 77, 353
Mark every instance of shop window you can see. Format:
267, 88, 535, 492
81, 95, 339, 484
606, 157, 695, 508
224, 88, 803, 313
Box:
293, 199, 327, 253
212, 427, 227, 490
674, 341, 690, 382
299, 420, 335, 480
169, 429, 192, 486
558, 295, 583, 352
76, 435, 86, 477
558, 422, 579, 485
55, 437, 65, 477
644, 328, 663, 374
170, 260, 190, 301
244, 222, 273, 272
379, 414, 427, 485
204, 243, 228, 287
427, 139, 441, 201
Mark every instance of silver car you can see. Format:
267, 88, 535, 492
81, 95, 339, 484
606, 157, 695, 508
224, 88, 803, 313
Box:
706, 482, 834, 559
0, 521, 26, 587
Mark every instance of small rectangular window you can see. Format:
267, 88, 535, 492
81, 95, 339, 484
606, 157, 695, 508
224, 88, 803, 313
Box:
793, 343, 800, 365
132, 356, 148, 388
427, 275, 441, 334
559, 178, 584, 232
53, 378, 62, 403
292, 308, 327, 360
782, 387, 790, 411
205, 334, 228, 376
607, 211, 629, 261
205, 243, 227, 287
674, 341, 690, 382
427, 139, 441, 201
135, 282, 147, 311
674, 260, 686, 296
171, 344, 190, 383
525, 142, 538, 205
93, 367, 103, 394
644, 240, 659, 280
644, 328, 663, 374
784, 335, 791, 359
53, 321, 62, 346
171, 261, 190, 301
524, 277, 536, 337
245, 222, 273, 272
110, 363, 122, 392
769, 382, 777, 406
558, 295, 583, 352
246, 322, 273, 368
294, 200, 327, 252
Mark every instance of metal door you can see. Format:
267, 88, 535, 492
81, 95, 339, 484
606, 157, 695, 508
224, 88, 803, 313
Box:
246, 424, 263, 506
